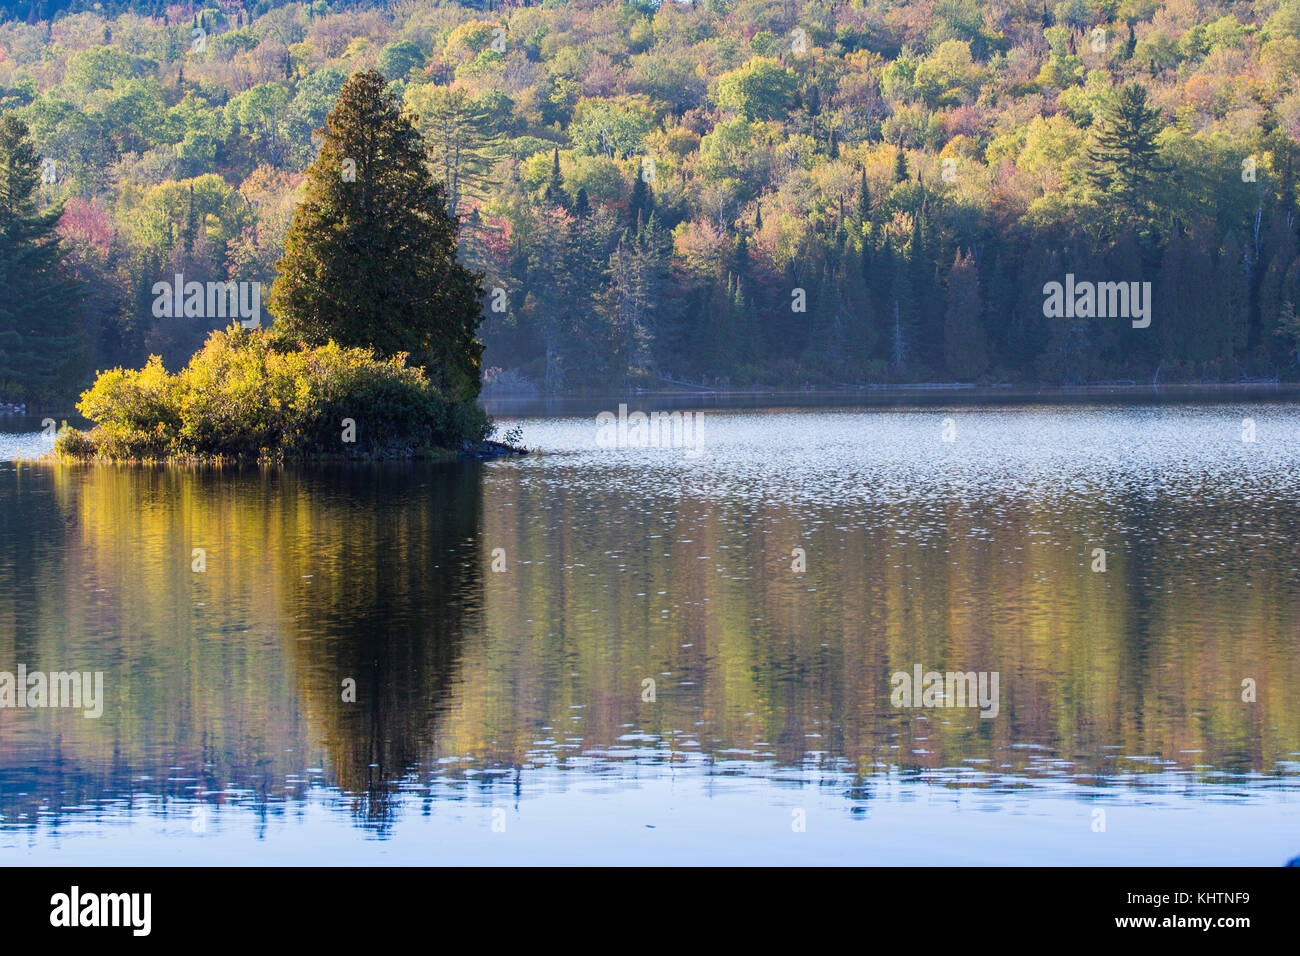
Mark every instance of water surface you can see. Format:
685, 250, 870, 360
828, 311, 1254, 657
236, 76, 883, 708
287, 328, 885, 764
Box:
1, 403, 1298, 864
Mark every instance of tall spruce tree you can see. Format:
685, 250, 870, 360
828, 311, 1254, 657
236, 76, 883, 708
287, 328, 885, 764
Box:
893, 147, 909, 183
269, 70, 484, 402
543, 146, 566, 208
856, 169, 871, 227
0, 114, 83, 399
628, 174, 653, 224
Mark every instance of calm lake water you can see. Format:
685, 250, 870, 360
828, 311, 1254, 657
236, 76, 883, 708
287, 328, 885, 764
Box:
1, 401, 1298, 865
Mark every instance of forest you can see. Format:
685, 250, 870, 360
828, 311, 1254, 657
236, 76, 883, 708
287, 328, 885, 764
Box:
3, 0, 1300, 400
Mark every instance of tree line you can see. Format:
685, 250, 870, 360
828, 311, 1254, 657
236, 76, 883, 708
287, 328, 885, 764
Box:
4, 0, 1300, 401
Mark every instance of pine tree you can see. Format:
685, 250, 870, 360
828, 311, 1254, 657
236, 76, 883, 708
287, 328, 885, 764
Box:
0, 115, 84, 399
1087, 83, 1168, 218
698, 268, 739, 374
269, 71, 484, 402
1093, 227, 1148, 371
1014, 240, 1059, 371
732, 271, 758, 373
411, 86, 502, 217
870, 234, 893, 361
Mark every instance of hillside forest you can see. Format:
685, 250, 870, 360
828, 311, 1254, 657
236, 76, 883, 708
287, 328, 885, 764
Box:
5, 0, 1300, 399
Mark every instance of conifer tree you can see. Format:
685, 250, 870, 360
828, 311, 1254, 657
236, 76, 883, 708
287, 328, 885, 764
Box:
269, 71, 484, 402
543, 146, 567, 208
628, 174, 653, 224
0, 114, 83, 399
944, 249, 987, 378
893, 148, 909, 183
409, 85, 502, 217
573, 186, 591, 220
1087, 83, 1168, 218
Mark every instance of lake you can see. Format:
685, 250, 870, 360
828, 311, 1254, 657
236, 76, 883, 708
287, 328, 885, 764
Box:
1, 400, 1298, 865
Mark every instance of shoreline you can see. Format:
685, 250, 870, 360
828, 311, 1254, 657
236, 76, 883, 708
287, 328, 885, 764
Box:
481, 381, 1300, 414
7, 382, 1298, 431
18, 437, 526, 466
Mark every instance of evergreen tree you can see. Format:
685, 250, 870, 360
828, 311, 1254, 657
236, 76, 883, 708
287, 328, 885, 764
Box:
543, 146, 567, 208
1273, 299, 1300, 369
628, 174, 653, 224
839, 245, 874, 371
1219, 231, 1251, 357
1255, 211, 1295, 356
979, 240, 1014, 366
1036, 245, 1096, 383
600, 215, 664, 380
269, 71, 484, 402
525, 204, 578, 390
888, 248, 914, 371
893, 147, 909, 183
1158, 224, 1220, 363
572, 186, 591, 220
698, 268, 740, 376
908, 208, 942, 368
1087, 83, 1168, 220
731, 271, 759, 373
1094, 227, 1148, 370
857, 169, 871, 226
1012, 239, 1058, 371
410, 85, 502, 217
0, 114, 83, 399
870, 234, 893, 362
944, 249, 987, 378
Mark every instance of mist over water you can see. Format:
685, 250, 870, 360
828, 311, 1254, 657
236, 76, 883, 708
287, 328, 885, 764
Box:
2, 402, 1298, 864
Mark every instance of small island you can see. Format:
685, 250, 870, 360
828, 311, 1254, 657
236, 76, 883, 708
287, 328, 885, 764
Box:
53, 70, 516, 464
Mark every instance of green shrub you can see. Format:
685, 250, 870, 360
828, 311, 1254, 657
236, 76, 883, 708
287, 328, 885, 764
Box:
53, 425, 97, 458
57, 325, 488, 462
